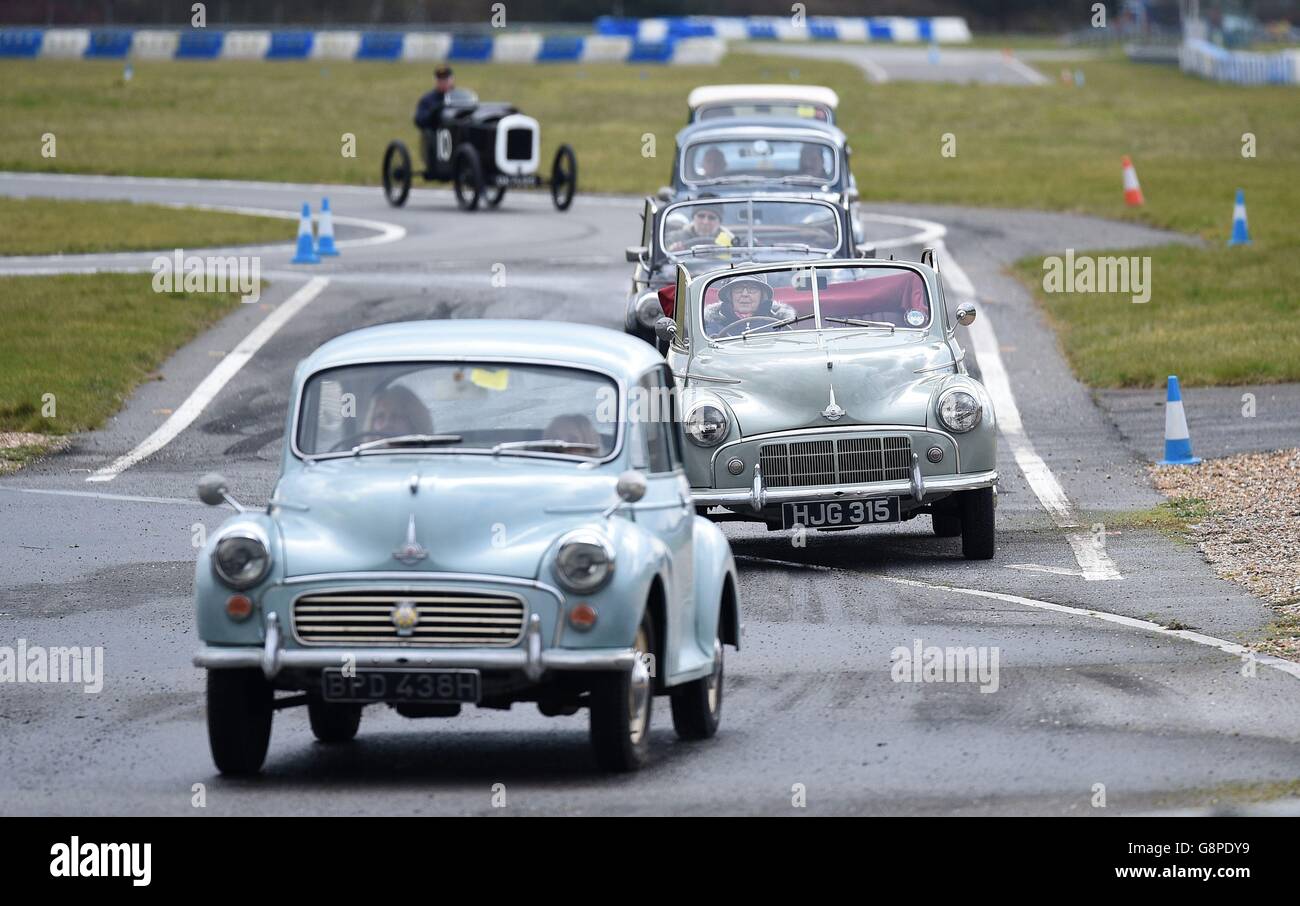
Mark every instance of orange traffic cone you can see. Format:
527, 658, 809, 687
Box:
1122, 155, 1144, 206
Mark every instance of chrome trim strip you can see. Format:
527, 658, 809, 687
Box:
692, 469, 998, 508
278, 571, 564, 605
708, 424, 962, 473
196, 644, 637, 673
674, 371, 742, 385
289, 356, 628, 467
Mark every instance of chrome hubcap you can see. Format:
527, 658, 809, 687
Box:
706, 638, 723, 714
628, 625, 651, 744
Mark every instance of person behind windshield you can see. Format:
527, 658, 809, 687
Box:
667, 204, 733, 251
544, 414, 601, 456
695, 147, 726, 180
415, 65, 456, 173
799, 144, 829, 179
365, 385, 434, 437
704, 274, 796, 334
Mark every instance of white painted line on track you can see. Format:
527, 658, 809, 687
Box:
86, 276, 330, 483
1002, 55, 1051, 86
879, 574, 1300, 682
934, 238, 1121, 581
0, 486, 208, 507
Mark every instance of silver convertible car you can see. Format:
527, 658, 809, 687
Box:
653, 256, 999, 559
192, 321, 740, 774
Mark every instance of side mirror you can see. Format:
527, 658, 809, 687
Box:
955, 302, 977, 326
197, 472, 241, 510
656, 186, 674, 202
616, 470, 648, 504
846, 186, 860, 202
654, 317, 678, 344
625, 245, 648, 263
856, 244, 876, 259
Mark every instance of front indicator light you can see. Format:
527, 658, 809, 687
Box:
226, 594, 254, 621
568, 603, 598, 631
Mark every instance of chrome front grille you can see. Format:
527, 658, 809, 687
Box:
293, 589, 526, 647
759, 435, 912, 488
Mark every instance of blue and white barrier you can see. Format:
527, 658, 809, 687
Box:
0, 28, 727, 64
1179, 38, 1299, 85
595, 15, 972, 44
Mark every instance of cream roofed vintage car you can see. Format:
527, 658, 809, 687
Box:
687, 84, 840, 124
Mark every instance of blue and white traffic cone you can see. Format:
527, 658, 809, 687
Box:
1158, 375, 1201, 466
315, 197, 339, 257
1228, 188, 1250, 246
291, 202, 319, 264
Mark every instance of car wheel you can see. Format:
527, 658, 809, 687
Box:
550, 144, 577, 211
932, 511, 962, 537
670, 632, 723, 741
589, 612, 654, 772
307, 697, 362, 743
452, 144, 483, 211
484, 184, 507, 208
959, 486, 996, 560
381, 140, 411, 207
206, 669, 273, 775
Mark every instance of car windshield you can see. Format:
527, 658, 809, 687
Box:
697, 103, 833, 123
681, 138, 837, 187
660, 199, 841, 262
296, 361, 619, 459
701, 265, 932, 340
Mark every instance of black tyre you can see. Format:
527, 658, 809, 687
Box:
589, 611, 654, 772
206, 669, 273, 775
307, 697, 362, 743
550, 144, 577, 211
670, 631, 723, 741
452, 143, 483, 211
485, 184, 507, 208
382, 140, 412, 207
959, 486, 996, 560
932, 511, 962, 537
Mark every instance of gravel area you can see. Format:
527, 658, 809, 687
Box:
1152, 449, 1300, 658
0, 432, 64, 475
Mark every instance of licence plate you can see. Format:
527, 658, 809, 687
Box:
781, 497, 901, 530
320, 668, 481, 704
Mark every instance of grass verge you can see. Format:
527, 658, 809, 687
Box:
0, 196, 292, 256
0, 273, 248, 435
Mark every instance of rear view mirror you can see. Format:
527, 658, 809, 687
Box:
654, 317, 678, 344
626, 245, 647, 263
955, 302, 977, 326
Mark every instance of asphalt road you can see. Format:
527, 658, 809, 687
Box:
1, 173, 1297, 816
733, 41, 1052, 84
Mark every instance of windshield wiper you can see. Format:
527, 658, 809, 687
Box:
689, 175, 761, 186
822, 317, 897, 332
491, 439, 601, 456
775, 174, 831, 186
352, 434, 463, 455
733, 312, 817, 339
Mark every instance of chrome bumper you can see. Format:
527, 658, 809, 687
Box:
194, 613, 635, 681
693, 468, 999, 510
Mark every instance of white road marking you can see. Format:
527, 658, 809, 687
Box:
1006, 563, 1085, 577
879, 574, 1300, 682
934, 238, 1121, 581
0, 486, 208, 507
86, 276, 330, 482
856, 54, 891, 84
1002, 55, 1051, 86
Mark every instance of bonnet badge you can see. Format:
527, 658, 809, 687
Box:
393, 513, 428, 565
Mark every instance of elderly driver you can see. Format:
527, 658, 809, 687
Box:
704, 274, 796, 334
667, 203, 733, 251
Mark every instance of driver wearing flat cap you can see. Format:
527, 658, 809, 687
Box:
704, 274, 796, 334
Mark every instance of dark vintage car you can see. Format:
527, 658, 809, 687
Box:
665, 117, 864, 243
382, 89, 577, 212
623, 195, 866, 346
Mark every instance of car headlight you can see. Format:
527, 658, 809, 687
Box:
635, 291, 665, 328
554, 530, 615, 593
212, 533, 271, 589
685, 404, 729, 447
937, 388, 983, 433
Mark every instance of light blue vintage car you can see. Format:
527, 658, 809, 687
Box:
192, 320, 740, 774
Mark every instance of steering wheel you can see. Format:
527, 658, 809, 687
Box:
328, 430, 390, 453
714, 316, 779, 338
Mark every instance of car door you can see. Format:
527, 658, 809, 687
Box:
631, 367, 695, 678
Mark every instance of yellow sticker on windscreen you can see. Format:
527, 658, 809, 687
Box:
796, 105, 816, 118
470, 368, 509, 391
